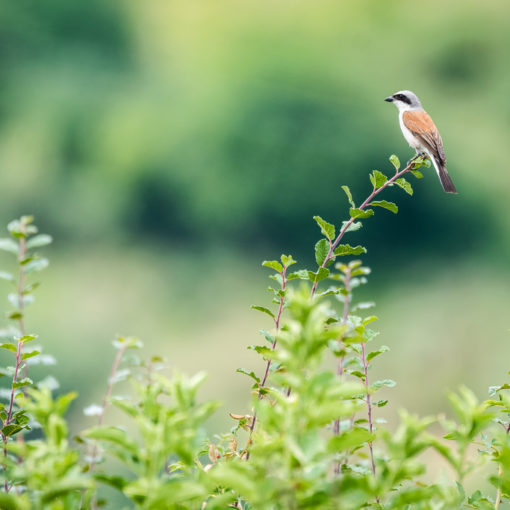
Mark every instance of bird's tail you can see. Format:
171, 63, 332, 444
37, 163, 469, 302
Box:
431, 157, 458, 194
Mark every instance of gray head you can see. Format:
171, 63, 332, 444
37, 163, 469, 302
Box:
384, 90, 422, 110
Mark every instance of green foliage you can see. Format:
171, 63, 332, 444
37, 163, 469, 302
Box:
0, 158, 507, 509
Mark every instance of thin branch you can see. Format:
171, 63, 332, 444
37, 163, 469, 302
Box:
333, 267, 352, 475
494, 421, 510, 509
2, 233, 27, 492
311, 155, 419, 297
248, 266, 287, 439
88, 343, 128, 473
361, 342, 376, 476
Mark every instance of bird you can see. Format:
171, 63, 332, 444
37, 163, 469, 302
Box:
385, 90, 457, 194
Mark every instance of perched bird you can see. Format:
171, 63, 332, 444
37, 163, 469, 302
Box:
385, 90, 457, 194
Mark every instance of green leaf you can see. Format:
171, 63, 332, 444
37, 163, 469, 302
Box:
0, 491, 22, 510
0, 238, 18, 254
349, 208, 374, 220
328, 427, 374, 452
0, 343, 17, 353
395, 178, 413, 195
19, 334, 37, 344
24, 258, 49, 274
251, 305, 275, 319
334, 244, 367, 256
12, 378, 33, 389
280, 254, 296, 268
247, 345, 272, 356
313, 215, 335, 241
389, 154, 400, 170
8, 311, 23, 320
84, 426, 139, 456
288, 269, 310, 281
342, 220, 363, 233
367, 345, 390, 362
21, 350, 40, 361
26, 234, 53, 249
308, 267, 330, 283
410, 169, 423, 179
341, 186, 355, 208
0, 272, 15, 282
370, 170, 388, 189
94, 473, 127, 491
236, 368, 261, 384
315, 238, 330, 266
371, 379, 397, 390
1, 424, 23, 438
369, 200, 398, 214
262, 260, 283, 273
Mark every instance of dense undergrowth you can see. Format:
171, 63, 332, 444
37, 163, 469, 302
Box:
0, 155, 509, 509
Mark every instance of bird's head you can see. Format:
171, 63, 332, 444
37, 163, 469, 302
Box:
384, 90, 422, 111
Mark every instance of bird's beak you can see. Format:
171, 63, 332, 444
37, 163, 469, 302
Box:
384, 96, 394, 102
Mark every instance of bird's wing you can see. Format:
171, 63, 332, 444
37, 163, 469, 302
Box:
403, 110, 446, 166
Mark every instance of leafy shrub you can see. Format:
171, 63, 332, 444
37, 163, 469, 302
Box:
0, 157, 509, 509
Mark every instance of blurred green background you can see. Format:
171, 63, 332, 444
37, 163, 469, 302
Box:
1, 0, 510, 466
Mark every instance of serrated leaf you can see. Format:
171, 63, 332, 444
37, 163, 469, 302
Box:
288, 270, 309, 281
341, 186, 355, 208
23, 258, 49, 274
12, 378, 33, 389
410, 169, 423, 179
371, 379, 396, 390
19, 334, 37, 344
369, 200, 398, 214
262, 260, 283, 273
367, 345, 389, 362
280, 254, 296, 268
315, 238, 330, 266
334, 244, 367, 256
389, 154, 400, 170
308, 267, 330, 283
395, 178, 413, 195
236, 368, 261, 384
26, 234, 52, 249
349, 208, 374, 220
342, 221, 363, 233
313, 216, 335, 241
370, 170, 388, 189
251, 305, 275, 319
247, 345, 272, 356
2, 424, 23, 437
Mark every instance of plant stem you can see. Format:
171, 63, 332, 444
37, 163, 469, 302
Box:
2, 234, 27, 492
494, 421, 510, 509
361, 342, 376, 476
333, 267, 351, 475
248, 267, 287, 437
88, 343, 128, 472
311, 155, 419, 297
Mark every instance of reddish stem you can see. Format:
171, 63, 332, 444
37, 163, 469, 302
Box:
311, 156, 418, 297
361, 342, 376, 476
88, 343, 127, 472
333, 267, 352, 475
2, 234, 27, 492
248, 266, 287, 437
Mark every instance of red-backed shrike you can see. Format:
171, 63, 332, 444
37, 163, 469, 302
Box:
385, 90, 457, 194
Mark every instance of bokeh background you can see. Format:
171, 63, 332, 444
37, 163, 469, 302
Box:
1, 0, 510, 481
